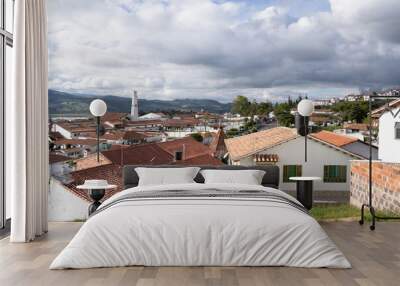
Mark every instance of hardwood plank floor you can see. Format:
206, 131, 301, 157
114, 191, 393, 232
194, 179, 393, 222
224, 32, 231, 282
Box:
0, 222, 399, 286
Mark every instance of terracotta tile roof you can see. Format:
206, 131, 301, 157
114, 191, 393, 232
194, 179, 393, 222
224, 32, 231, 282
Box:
209, 128, 227, 155
49, 131, 64, 141
225, 127, 298, 161
102, 143, 173, 166
125, 119, 164, 126
157, 137, 211, 159
101, 130, 148, 141
54, 139, 103, 146
49, 153, 69, 164
101, 112, 129, 123
108, 144, 130, 151
163, 118, 200, 128
310, 130, 358, 147
73, 153, 112, 171
56, 121, 97, 133
343, 123, 368, 131
65, 164, 123, 202
173, 154, 223, 166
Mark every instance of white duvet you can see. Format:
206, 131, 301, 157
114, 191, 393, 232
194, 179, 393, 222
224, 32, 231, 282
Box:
50, 183, 351, 269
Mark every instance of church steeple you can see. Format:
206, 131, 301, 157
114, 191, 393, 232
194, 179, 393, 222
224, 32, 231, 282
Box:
131, 90, 138, 121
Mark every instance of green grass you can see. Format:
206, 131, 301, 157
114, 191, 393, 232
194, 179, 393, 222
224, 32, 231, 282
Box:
311, 204, 360, 221
310, 204, 399, 221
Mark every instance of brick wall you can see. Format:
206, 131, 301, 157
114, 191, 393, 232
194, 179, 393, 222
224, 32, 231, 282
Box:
350, 160, 400, 214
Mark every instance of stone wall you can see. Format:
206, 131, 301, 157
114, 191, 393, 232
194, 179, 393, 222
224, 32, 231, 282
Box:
350, 160, 400, 214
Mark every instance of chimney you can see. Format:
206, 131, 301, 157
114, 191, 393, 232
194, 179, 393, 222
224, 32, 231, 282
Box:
131, 90, 139, 121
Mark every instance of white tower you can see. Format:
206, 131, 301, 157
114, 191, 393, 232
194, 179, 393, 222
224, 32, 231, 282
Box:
131, 90, 139, 121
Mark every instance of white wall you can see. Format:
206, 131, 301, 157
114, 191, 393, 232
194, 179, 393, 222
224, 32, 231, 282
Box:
48, 178, 89, 221
238, 137, 354, 191
53, 124, 72, 139
379, 108, 400, 162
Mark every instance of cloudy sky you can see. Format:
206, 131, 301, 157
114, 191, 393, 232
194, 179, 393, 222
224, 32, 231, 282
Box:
48, 0, 400, 102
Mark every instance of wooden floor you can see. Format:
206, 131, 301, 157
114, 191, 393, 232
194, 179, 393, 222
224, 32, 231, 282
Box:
0, 222, 399, 286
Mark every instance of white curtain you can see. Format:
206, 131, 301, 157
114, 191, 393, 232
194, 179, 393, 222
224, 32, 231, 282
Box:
7, 0, 49, 242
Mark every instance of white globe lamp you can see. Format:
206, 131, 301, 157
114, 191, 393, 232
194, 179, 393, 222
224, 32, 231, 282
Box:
89, 99, 107, 162
297, 99, 314, 162
297, 99, 314, 117
90, 99, 107, 117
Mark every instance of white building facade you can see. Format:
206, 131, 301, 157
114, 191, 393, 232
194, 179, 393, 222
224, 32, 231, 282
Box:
232, 136, 358, 192
378, 107, 400, 163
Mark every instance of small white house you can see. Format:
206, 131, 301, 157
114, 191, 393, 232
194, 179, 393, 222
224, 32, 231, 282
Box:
225, 128, 373, 193
378, 105, 400, 163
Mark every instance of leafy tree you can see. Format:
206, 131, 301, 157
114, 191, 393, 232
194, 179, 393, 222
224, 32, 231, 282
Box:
274, 103, 294, 127
257, 101, 273, 115
332, 101, 369, 123
231, 95, 251, 116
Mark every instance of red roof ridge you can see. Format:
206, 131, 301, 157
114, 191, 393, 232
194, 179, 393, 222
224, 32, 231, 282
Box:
310, 130, 358, 147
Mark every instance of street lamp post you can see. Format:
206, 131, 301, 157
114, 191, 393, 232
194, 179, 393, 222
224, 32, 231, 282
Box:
89, 99, 107, 162
297, 99, 314, 162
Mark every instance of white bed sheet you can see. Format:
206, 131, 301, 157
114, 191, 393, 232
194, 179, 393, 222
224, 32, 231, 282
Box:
50, 183, 351, 269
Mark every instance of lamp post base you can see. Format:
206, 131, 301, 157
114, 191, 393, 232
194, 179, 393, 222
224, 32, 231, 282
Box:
88, 189, 105, 216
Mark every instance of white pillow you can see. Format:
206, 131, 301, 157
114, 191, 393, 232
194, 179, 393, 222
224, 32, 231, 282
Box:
200, 169, 266, 185
135, 167, 200, 186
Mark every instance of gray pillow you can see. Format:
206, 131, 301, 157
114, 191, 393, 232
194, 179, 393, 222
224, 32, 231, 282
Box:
200, 169, 266, 185
135, 167, 201, 186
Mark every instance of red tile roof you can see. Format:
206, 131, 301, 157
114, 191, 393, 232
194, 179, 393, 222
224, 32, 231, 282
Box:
209, 128, 227, 156
49, 131, 64, 140
157, 137, 212, 159
54, 139, 103, 146
49, 153, 69, 164
101, 130, 148, 141
173, 154, 223, 166
310, 130, 358, 147
73, 153, 112, 171
225, 127, 298, 161
65, 164, 123, 202
102, 143, 173, 166
101, 112, 129, 123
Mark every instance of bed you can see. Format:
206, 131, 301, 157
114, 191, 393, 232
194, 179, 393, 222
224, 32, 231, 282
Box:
50, 165, 350, 269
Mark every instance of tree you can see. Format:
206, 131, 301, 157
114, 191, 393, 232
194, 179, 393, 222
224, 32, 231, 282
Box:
332, 101, 369, 123
257, 101, 273, 115
350, 104, 367, 123
231, 95, 251, 116
274, 103, 294, 127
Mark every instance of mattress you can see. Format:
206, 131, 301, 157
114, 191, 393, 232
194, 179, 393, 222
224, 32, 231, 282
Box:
50, 183, 351, 269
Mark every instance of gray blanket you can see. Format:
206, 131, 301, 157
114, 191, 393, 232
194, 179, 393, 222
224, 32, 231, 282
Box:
92, 189, 308, 217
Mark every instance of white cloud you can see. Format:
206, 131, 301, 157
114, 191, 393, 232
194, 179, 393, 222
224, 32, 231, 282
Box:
48, 0, 400, 102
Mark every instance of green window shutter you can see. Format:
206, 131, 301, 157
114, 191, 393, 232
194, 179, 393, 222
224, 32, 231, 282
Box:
283, 165, 302, 182
324, 165, 347, 183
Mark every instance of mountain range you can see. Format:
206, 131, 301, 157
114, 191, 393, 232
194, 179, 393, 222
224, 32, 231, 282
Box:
49, 89, 232, 116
